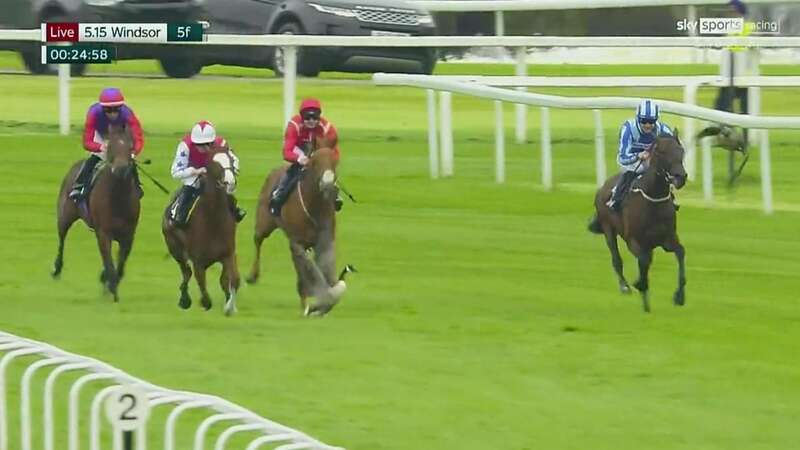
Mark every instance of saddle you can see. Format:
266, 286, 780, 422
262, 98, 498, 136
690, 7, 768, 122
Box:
74, 162, 109, 229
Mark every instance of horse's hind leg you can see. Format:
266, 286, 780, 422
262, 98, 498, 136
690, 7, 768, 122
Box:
95, 231, 120, 302
604, 231, 630, 294
663, 236, 687, 307
52, 199, 79, 278
633, 249, 653, 313
221, 255, 240, 317
246, 211, 278, 284
194, 262, 213, 311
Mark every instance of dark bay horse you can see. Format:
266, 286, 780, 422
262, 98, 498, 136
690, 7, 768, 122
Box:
52, 124, 140, 302
247, 137, 346, 316
162, 145, 240, 316
589, 133, 688, 313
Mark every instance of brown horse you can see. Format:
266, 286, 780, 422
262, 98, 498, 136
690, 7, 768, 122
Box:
162, 144, 240, 316
247, 137, 346, 316
589, 133, 688, 313
52, 124, 141, 302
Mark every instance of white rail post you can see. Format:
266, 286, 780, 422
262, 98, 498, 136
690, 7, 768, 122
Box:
58, 64, 70, 135
540, 107, 552, 190
760, 129, 773, 214
683, 83, 699, 181
439, 91, 454, 177
701, 133, 713, 206
494, 11, 505, 36
282, 46, 297, 129
748, 48, 761, 147
426, 89, 439, 179
494, 100, 505, 183
593, 110, 606, 187
515, 46, 527, 144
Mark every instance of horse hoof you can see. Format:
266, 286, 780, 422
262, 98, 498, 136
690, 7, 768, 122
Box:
223, 300, 237, 317
178, 295, 191, 310
619, 284, 631, 294
202, 302, 212, 312
245, 275, 258, 285
633, 280, 647, 292
673, 290, 686, 306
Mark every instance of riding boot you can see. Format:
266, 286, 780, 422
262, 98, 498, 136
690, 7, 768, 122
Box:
606, 171, 637, 212
69, 154, 101, 201
172, 186, 198, 228
269, 164, 301, 216
132, 163, 144, 198
228, 195, 246, 222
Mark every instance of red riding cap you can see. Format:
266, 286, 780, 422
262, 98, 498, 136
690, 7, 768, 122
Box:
299, 98, 322, 114
99, 88, 125, 107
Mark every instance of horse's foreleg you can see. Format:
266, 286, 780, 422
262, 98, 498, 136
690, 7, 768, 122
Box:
221, 255, 240, 317
95, 231, 119, 302
603, 231, 630, 294
115, 236, 134, 282
633, 249, 653, 313
193, 261, 212, 311
314, 239, 337, 286
53, 200, 79, 279
663, 237, 686, 307
178, 259, 193, 310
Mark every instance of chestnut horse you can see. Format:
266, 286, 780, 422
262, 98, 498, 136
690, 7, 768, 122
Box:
589, 133, 688, 313
52, 124, 140, 302
247, 137, 346, 316
162, 145, 241, 316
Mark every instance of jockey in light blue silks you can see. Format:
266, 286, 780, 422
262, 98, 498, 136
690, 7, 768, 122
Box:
605, 99, 674, 212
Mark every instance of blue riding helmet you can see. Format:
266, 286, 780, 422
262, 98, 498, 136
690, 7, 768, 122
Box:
636, 99, 660, 122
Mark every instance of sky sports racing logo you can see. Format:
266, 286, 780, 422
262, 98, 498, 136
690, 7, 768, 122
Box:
676, 17, 781, 35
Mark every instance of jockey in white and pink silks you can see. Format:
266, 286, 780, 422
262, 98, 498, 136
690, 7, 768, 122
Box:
69, 87, 145, 200
167, 120, 246, 227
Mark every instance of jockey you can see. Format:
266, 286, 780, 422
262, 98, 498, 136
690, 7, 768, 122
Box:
69, 87, 144, 200
268, 98, 341, 216
605, 99, 673, 212
168, 120, 246, 227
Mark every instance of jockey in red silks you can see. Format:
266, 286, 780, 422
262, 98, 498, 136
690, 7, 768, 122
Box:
269, 98, 341, 216
69, 87, 145, 200
168, 120, 246, 227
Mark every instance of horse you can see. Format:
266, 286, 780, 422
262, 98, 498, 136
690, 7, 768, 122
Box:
588, 133, 688, 313
247, 136, 347, 316
162, 144, 241, 316
52, 124, 141, 302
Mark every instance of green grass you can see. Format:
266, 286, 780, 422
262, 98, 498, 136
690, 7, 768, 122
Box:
0, 63, 799, 450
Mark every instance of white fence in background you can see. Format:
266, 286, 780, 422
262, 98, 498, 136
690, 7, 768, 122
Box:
0, 331, 343, 450
373, 73, 800, 214
1, 29, 799, 132
1, 30, 799, 212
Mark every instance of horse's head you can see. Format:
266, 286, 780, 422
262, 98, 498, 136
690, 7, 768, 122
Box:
651, 130, 687, 190
205, 144, 238, 195
106, 124, 134, 179
308, 135, 338, 199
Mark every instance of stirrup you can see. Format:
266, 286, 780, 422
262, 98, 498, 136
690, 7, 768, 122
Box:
68, 187, 84, 200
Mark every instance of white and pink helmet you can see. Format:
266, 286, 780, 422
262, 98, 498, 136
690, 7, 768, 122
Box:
190, 120, 216, 144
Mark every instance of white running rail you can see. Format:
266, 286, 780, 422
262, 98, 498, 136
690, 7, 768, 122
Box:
0, 331, 343, 450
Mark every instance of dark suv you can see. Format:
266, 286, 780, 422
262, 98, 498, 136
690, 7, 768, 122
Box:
0, 0, 437, 78
195, 0, 437, 76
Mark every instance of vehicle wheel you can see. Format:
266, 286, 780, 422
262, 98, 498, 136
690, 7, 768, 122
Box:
22, 13, 86, 76
159, 58, 203, 78
272, 22, 321, 78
